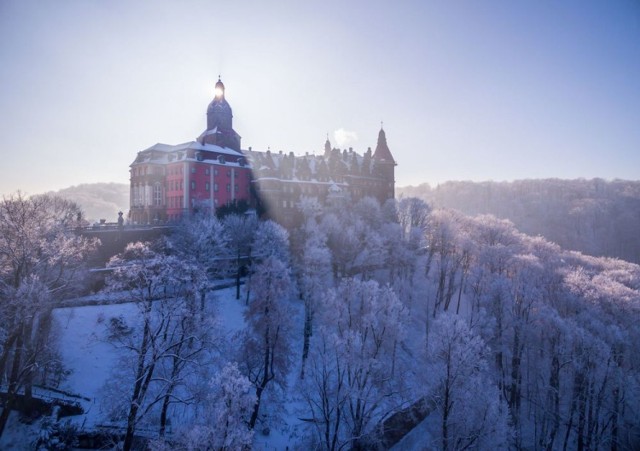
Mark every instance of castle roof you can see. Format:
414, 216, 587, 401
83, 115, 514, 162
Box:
372, 127, 395, 164
141, 141, 243, 157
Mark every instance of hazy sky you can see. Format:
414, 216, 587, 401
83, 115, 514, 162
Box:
1, 0, 639, 195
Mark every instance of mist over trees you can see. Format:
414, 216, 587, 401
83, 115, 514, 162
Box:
2, 190, 640, 450
47, 183, 129, 223
398, 178, 640, 263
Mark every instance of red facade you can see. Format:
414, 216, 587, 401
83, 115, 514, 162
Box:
130, 146, 252, 224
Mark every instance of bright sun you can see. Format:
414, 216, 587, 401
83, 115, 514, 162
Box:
214, 86, 224, 98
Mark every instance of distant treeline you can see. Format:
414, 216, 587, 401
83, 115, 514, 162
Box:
398, 178, 640, 263
47, 182, 129, 223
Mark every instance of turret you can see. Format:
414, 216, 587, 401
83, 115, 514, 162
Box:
324, 134, 332, 158
372, 126, 396, 201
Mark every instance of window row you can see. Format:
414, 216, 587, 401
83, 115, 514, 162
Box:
132, 165, 164, 177
168, 196, 185, 209
168, 180, 184, 191
131, 184, 163, 207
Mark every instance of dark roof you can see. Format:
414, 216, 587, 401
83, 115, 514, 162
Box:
372, 128, 395, 163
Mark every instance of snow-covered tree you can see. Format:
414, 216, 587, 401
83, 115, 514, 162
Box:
247, 219, 291, 304
203, 362, 255, 449
222, 214, 258, 299
0, 193, 98, 437
239, 256, 294, 429
303, 278, 408, 449
152, 362, 255, 451
252, 219, 290, 263
427, 313, 512, 450
298, 227, 332, 378
322, 203, 385, 278
293, 200, 333, 379
103, 241, 209, 450
169, 213, 228, 277
396, 196, 431, 240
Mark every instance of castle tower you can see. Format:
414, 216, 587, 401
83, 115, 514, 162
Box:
372, 126, 396, 201
198, 78, 241, 151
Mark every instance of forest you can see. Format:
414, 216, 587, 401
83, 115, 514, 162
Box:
398, 178, 640, 264
0, 191, 639, 450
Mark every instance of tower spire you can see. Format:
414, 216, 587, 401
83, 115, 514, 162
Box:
373, 126, 395, 163
324, 133, 332, 158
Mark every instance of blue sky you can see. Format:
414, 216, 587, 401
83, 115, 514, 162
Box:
1, 0, 639, 195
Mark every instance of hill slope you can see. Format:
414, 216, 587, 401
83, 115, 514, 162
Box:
398, 178, 640, 263
47, 182, 129, 222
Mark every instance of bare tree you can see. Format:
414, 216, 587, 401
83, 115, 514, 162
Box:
0, 193, 97, 437
222, 214, 258, 300
427, 313, 512, 451
238, 256, 293, 429
303, 278, 407, 449
103, 241, 209, 451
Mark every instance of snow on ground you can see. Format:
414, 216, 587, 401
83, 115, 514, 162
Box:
0, 411, 41, 450
54, 302, 138, 427
2, 284, 432, 450
390, 414, 436, 451
47, 284, 308, 449
227, 288, 308, 450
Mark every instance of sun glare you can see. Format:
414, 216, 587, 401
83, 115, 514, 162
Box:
215, 86, 224, 98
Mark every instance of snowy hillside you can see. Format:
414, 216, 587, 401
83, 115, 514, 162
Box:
1, 194, 639, 450
53, 287, 309, 449
46, 183, 129, 222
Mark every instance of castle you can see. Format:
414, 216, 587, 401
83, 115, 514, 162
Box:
129, 79, 396, 225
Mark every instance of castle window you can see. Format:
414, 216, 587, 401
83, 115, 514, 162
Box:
206, 182, 210, 191
191, 167, 196, 174
214, 183, 219, 192
226, 184, 230, 192
153, 183, 162, 207
191, 181, 196, 190
205, 168, 210, 175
